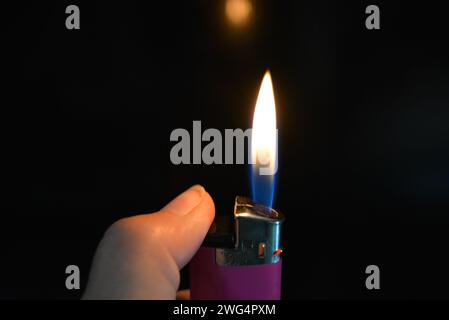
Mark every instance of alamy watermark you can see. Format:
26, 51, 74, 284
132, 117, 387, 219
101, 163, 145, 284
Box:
169, 121, 278, 175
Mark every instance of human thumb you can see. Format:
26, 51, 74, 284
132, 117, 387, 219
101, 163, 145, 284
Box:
83, 185, 215, 299
149, 184, 216, 269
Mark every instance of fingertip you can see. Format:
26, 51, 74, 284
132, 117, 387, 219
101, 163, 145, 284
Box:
196, 189, 215, 223
185, 189, 215, 233
162, 185, 205, 216
166, 188, 215, 268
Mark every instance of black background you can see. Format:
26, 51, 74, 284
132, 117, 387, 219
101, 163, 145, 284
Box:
1, 0, 449, 299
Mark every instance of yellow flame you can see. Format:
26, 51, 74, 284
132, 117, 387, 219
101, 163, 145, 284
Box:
251, 70, 277, 175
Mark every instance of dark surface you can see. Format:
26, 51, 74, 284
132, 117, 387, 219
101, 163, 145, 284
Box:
1, 0, 449, 299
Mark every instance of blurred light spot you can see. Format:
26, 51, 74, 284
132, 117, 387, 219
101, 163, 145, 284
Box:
226, 0, 252, 26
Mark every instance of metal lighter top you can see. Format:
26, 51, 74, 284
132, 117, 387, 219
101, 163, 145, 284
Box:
203, 196, 284, 267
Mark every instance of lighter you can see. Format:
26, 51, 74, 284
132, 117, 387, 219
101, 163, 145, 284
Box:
190, 196, 284, 300
190, 70, 282, 300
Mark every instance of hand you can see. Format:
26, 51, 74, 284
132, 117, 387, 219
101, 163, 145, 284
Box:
82, 185, 215, 300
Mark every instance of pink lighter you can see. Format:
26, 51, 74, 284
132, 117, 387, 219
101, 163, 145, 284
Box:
190, 196, 284, 300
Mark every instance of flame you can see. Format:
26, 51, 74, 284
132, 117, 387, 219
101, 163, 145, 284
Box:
251, 70, 277, 207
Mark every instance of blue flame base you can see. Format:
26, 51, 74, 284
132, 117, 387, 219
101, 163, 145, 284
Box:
251, 169, 277, 208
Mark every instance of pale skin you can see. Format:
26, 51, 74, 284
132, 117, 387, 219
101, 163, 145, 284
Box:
83, 185, 215, 300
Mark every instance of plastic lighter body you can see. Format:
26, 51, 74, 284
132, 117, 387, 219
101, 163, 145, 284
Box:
190, 247, 282, 299
190, 196, 284, 300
